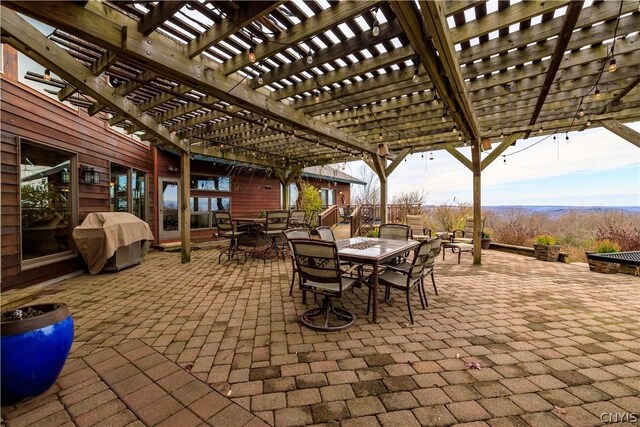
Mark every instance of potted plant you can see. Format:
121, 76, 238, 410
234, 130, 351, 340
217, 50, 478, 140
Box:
1, 303, 74, 406
586, 240, 621, 274
481, 231, 492, 250
533, 234, 561, 262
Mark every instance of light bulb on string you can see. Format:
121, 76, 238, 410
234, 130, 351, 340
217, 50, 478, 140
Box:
452, 124, 457, 134
421, 153, 424, 159
609, 58, 617, 72
314, 89, 321, 103
371, 9, 380, 36
457, 131, 463, 141
586, 116, 592, 126
578, 108, 585, 117
463, 140, 468, 147
248, 47, 256, 63
257, 73, 264, 85
432, 92, 439, 106
539, 124, 543, 133
565, 133, 570, 143
429, 152, 434, 161
412, 68, 420, 83
442, 109, 447, 122
306, 49, 313, 64
503, 156, 506, 165
43, 69, 51, 80
500, 130, 504, 139
594, 87, 601, 98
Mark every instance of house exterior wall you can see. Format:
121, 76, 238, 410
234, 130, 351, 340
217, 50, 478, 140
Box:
300, 178, 352, 207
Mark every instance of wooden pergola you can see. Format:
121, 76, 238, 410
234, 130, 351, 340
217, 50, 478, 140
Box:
2, 0, 639, 264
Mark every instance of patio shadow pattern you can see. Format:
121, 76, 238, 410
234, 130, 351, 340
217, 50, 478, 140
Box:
1, 248, 639, 426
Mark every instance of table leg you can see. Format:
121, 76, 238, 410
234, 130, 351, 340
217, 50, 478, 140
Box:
372, 260, 379, 323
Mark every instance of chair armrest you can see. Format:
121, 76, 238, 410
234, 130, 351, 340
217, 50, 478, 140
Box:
452, 229, 465, 238
385, 265, 410, 274
423, 228, 432, 237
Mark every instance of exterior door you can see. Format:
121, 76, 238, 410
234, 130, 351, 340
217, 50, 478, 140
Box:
159, 178, 180, 240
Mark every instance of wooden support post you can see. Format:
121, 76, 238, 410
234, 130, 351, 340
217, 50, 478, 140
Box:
370, 155, 388, 224
471, 139, 482, 265
273, 165, 302, 209
180, 151, 191, 263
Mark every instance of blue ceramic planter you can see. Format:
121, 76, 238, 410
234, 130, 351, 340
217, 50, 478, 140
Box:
1, 303, 74, 406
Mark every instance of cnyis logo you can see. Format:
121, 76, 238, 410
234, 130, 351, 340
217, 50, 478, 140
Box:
600, 413, 638, 424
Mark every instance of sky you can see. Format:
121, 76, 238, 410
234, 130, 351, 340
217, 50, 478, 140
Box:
343, 122, 640, 207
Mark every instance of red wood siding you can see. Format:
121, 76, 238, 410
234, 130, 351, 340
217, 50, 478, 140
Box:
0, 76, 154, 289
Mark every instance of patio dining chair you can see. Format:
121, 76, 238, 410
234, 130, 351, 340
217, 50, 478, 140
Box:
369, 239, 437, 324
284, 228, 312, 300
379, 223, 411, 266
306, 210, 319, 228
213, 211, 247, 264
288, 210, 308, 228
391, 237, 442, 296
406, 215, 432, 241
262, 210, 290, 259
315, 226, 336, 242
452, 217, 485, 244
289, 239, 357, 331
338, 207, 350, 223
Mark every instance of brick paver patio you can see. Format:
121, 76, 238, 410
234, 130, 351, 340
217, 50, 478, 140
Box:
1, 248, 639, 426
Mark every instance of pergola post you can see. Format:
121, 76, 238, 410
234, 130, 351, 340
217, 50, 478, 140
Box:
274, 166, 302, 210
180, 151, 191, 263
471, 140, 482, 265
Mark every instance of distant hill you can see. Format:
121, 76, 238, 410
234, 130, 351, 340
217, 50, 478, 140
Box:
483, 205, 640, 219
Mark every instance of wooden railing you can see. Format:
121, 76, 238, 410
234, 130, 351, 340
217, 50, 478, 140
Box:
350, 205, 361, 237
319, 205, 338, 227
354, 204, 423, 236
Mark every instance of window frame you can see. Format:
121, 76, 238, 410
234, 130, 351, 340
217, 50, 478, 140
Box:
18, 137, 79, 269
109, 162, 148, 221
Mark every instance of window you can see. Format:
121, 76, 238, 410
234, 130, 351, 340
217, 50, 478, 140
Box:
20, 141, 75, 262
190, 175, 230, 191
320, 188, 336, 207
190, 197, 231, 229
109, 164, 147, 221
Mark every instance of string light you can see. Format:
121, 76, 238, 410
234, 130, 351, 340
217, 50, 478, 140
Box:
594, 87, 601, 98
263, 118, 268, 129
314, 89, 321, 103
503, 156, 506, 165
608, 58, 617, 72
578, 108, 585, 117
452, 124, 457, 134
500, 130, 504, 139
463, 140, 468, 147
457, 131, 463, 141
248, 47, 256, 63
412, 68, 420, 83
586, 116, 592, 126
355, 107, 359, 124
257, 73, 264, 85
538, 124, 543, 133
442, 108, 448, 122
432, 92, 439, 106
421, 153, 424, 159
429, 152, 434, 161
43, 69, 51, 80
371, 9, 380, 37
565, 133, 570, 143
306, 49, 313, 64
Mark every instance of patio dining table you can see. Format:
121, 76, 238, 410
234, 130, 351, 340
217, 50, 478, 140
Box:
336, 237, 419, 323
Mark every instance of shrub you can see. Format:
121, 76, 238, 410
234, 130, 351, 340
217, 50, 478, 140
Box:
365, 228, 379, 238
595, 225, 640, 252
535, 234, 558, 246
591, 239, 621, 253
490, 209, 541, 246
427, 198, 471, 232
297, 181, 322, 216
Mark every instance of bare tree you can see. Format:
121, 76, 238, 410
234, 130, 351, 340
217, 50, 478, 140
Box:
352, 165, 379, 205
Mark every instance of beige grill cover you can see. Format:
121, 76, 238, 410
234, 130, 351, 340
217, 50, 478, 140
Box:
73, 212, 155, 274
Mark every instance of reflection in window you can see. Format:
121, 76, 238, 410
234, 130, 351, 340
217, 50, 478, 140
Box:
190, 197, 210, 229
190, 175, 230, 191
132, 170, 146, 221
110, 164, 129, 212
20, 141, 74, 260
189, 197, 231, 229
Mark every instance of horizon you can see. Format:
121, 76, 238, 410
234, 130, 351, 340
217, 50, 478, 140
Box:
344, 122, 640, 208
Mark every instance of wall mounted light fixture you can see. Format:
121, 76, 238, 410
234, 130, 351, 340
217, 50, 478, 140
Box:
80, 166, 100, 184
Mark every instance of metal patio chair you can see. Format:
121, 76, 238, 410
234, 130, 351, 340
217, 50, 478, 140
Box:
289, 239, 357, 331
284, 228, 312, 300
261, 210, 290, 259
213, 211, 247, 264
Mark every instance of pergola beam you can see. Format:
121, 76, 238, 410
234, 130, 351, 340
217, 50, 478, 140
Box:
186, 2, 283, 58
420, 0, 480, 141
528, 1, 584, 129
481, 133, 524, 171
3, 1, 377, 157
445, 147, 472, 171
220, 1, 378, 75
138, 1, 188, 36
598, 119, 640, 148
